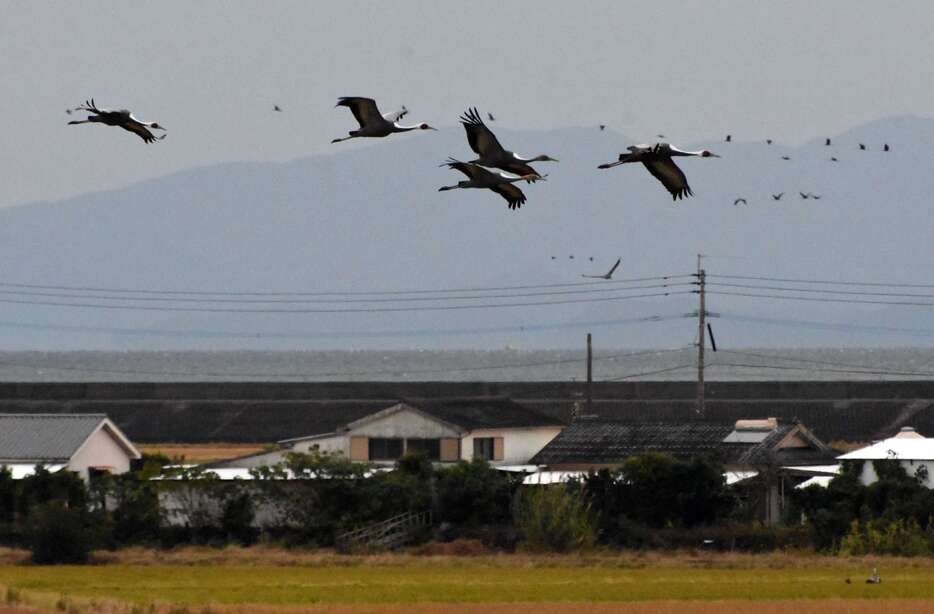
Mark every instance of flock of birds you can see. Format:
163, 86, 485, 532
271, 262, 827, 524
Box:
724, 134, 892, 206
64, 96, 719, 209
65, 96, 895, 212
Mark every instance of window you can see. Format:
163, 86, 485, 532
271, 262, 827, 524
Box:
368, 438, 404, 460
473, 437, 495, 461
406, 438, 441, 460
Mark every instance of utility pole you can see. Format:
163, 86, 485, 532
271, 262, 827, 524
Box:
586, 332, 593, 417
696, 254, 706, 418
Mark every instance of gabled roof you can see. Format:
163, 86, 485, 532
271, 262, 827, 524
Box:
280, 397, 564, 444
0, 413, 137, 462
529, 417, 836, 467
401, 397, 564, 430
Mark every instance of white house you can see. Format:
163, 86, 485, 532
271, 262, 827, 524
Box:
837, 426, 934, 487
213, 397, 565, 469
0, 413, 141, 481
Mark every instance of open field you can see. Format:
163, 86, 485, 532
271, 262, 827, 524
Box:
3, 548, 934, 612
138, 444, 267, 463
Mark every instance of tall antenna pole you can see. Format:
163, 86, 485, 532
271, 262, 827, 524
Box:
696, 254, 706, 418
586, 332, 593, 417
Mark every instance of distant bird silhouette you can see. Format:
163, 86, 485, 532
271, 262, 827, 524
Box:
459, 108, 557, 180
273, 105, 283, 112
438, 158, 543, 210
582, 258, 621, 280
799, 192, 810, 199
656, 134, 666, 138
866, 568, 881, 584
67, 99, 166, 143
551, 256, 556, 260
65, 108, 72, 115
831, 157, 839, 162
599, 124, 606, 131
588, 256, 594, 261
825, 138, 832, 146
810, 193, 822, 200
772, 193, 784, 201
733, 198, 747, 206
569, 255, 575, 260
725, 134, 732, 143
487, 112, 495, 121
859, 143, 866, 150
781, 155, 791, 160
766, 139, 773, 145
598, 143, 719, 201
332, 97, 432, 143
883, 143, 890, 152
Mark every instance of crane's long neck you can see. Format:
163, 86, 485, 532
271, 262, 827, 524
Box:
393, 123, 421, 133
669, 148, 705, 157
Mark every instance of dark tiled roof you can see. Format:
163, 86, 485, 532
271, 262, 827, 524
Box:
522, 399, 934, 443
0, 413, 105, 461
0, 400, 395, 444
402, 397, 565, 430
530, 418, 837, 467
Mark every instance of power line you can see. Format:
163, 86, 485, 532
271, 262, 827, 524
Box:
707, 290, 934, 308
708, 273, 934, 289
0, 290, 693, 314
0, 274, 694, 298
0, 312, 691, 340
602, 363, 696, 381
716, 348, 934, 374
718, 312, 934, 338
709, 361, 934, 379
707, 282, 934, 300
0, 281, 695, 305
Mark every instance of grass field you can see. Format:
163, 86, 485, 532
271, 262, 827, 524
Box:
3, 547, 934, 612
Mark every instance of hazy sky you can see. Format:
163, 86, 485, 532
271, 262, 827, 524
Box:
2, 1, 932, 208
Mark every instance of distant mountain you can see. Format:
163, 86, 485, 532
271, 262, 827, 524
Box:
2, 116, 934, 350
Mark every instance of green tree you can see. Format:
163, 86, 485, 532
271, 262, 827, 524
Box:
515, 485, 597, 552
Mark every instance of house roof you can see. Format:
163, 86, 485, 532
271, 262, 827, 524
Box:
400, 397, 564, 430
278, 397, 564, 444
838, 437, 934, 461
529, 417, 836, 467
0, 414, 113, 462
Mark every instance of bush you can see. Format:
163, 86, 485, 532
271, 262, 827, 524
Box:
27, 501, 91, 564
840, 518, 931, 556
221, 490, 257, 546
111, 473, 163, 545
515, 485, 597, 552
435, 459, 517, 527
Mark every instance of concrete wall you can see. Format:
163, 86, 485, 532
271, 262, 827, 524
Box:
68, 426, 133, 480
5, 380, 934, 401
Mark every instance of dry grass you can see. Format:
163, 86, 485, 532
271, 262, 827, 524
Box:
139, 444, 268, 463
83, 545, 934, 570
157, 602, 934, 614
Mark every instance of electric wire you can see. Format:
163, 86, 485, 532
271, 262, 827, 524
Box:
0, 290, 693, 314
0, 274, 693, 298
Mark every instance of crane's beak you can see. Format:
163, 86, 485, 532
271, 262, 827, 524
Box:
545, 156, 559, 162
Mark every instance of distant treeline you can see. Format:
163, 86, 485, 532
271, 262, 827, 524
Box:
3, 452, 934, 563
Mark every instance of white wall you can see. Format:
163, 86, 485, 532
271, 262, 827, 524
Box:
859, 459, 934, 488
289, 435, 346, 457
350, 409, 461, 440
462, 426, 563, 465
68, 426, 134, 480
